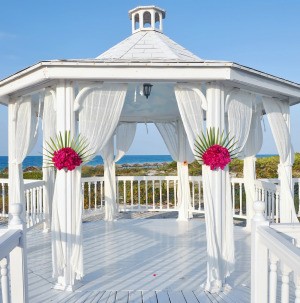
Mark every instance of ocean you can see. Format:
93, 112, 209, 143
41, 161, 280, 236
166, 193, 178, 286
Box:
0, 154, 278, 171
0, 155, 173, 171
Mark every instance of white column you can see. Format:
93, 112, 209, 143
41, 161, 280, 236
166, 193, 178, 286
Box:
54, 80, 79, 290
202, 82, 235, 293
206, 82, 225, 242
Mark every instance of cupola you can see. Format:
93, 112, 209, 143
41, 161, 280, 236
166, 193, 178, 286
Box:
128, 5, 166, 33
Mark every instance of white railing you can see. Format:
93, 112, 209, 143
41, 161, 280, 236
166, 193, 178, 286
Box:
231, 177, 246, 219
0, 179, 45, 228
255, 179, 280, 223
81, 176, 248, 218
251, 200, 300, 303
0, 179, 9, 218
0, 204, 28, 303
24, 180, 45, 228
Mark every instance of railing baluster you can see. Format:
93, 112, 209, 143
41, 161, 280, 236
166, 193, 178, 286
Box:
94, 182, 97, 209
145, 180, 148, 210
123, 180, 126, 211
275, 192, 279, 223
152, 180, 155, 209
138, 180, 141, 210
269, 253, 278, 303
198, 180, 201, 211
295, 274, 300, 303
88, 182, 91, 210
239, 183, 242, 216
1, 183, 5, 216
159, 180, 162, 210
0, 257, 9, 303
130, 180, 133, 210
281, 266, 291, 303
167, 180, 169, 210
174, 180, 177, 208
192, 180, 195, 210
232, 183, 235, 216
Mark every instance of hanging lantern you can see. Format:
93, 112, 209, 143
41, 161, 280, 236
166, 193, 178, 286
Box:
143, 83, 153, 99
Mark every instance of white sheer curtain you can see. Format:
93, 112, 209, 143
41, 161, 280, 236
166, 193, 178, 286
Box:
227, 91, 254, 157
10, 96, 39, 214
156, 121, 194, 220
242, 105, 263, 227
101, 122, 137, 221
262, 97, 297, 223
174, 84, 205, 220
174, 84, 204, 150
52, 83, 127, 280
42, 90, 56, 231
115, 123, 137, 162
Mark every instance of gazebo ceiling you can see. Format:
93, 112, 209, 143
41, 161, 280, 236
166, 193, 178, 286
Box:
0, 5, 300, 107
120, 83, 180, 122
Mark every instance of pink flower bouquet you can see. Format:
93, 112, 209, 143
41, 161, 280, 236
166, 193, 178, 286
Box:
194, 127, 238, 171
44, 131, 92, 172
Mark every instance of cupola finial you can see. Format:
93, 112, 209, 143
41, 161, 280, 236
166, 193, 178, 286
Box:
128, 6, 166, 34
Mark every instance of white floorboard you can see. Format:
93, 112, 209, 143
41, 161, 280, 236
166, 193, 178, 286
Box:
26, 217, 251, 302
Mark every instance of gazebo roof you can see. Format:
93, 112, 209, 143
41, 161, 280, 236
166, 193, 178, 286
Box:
96, 30, 202, 63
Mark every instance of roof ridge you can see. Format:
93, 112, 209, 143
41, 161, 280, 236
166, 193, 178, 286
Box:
119, 32, 148, 59
156, 32, 202, 60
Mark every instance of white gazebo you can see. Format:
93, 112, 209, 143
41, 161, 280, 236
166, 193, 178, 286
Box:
0, 5, 300, 302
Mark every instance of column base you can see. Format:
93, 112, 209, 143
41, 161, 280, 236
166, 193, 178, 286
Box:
53, 278, 82, 292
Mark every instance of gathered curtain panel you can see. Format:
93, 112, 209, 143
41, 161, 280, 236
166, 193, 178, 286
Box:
52, 83, 128, 280
11, 96, 39, 215
101, 122, 137, 221
42, 90, 56, 230
173, 85, 204, 220
227, 90, 258, 231
262, 97, 298, 223
156, 120, 194, 220
227, 91, 254, 158
242, 104, 263, 226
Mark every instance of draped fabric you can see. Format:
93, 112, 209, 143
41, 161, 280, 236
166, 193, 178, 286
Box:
174, 84, 204, 151
156, 121, 194, 220
174, 85, 204, 220
227, 91, 254, 158
101, 122, 136, 221
79, 83, 128, 155
11, 96, 39, 216
262, 97, 297, 223
115, 123, 137, 162
42, 91, 56, 230
242, 106, 263, 227
202, 165, 234, 291
227, 91, 256, 230
101, 137, 117, 221
52, 83, 127, 280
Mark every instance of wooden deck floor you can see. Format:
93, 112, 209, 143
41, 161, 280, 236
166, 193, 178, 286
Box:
26, 216, 251, 302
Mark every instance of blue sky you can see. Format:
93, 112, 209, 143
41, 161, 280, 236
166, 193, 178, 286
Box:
0, 0, 300, 155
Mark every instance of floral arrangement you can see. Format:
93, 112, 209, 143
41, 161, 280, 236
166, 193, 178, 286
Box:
194, 127, 238, 170
44, 131, 92, 172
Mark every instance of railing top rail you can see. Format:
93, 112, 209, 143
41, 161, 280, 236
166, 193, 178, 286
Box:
258, 225, 300, 275
270, 223, 300, 241
81, 175, 204, 182
254, 179, 278, 191
0, 178, 9, 184
24, 180, 45, 190
0, 229, 22, 260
